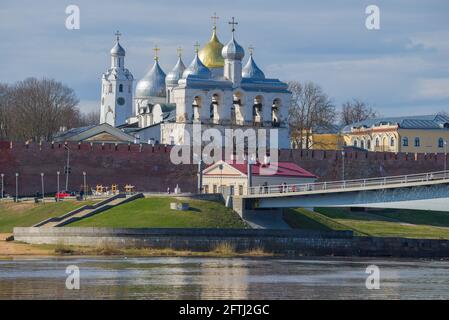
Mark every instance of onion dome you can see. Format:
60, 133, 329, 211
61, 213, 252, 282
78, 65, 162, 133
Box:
182, 47, 211, 79
242, 51, 265, 80
135, 58, 166, 99
222, 34, 244, 61
166, 51, 186, 86
198, 28, 225, 68
110, 42, 125, 56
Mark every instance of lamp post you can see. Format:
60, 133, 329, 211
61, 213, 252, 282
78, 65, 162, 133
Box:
341, 150, 346, 182
15, 173, 19, 202
40, 173, 45, 203
56, 171, 60, 201
83, 171, 87, 200
218, 164, 224, 194
1, 173, 4, 200
444, 140, 447, 176
64, 145, 70, 191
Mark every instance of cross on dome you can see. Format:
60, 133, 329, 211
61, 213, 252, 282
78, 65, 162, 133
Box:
248, 45, 255, 56
228, 17, 238, 34
115, 30, 122, 42
194, 41, 201, 54
177, 47, 183, 58
211, 12, 219, 29
153, 45, 160, 61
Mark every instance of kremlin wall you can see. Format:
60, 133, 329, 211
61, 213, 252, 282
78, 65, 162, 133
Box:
0, 141, 447, 196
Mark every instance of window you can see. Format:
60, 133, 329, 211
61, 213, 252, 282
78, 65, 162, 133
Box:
438, 138, 445, 148
414, 137, 420, 147
402, 137, 408, 147
119, 84, 123, 93
239, 185, 243, 195
361, 140, 365, 149
367, 140, 371, 150
353, 140, 358, 147
390, 137, 395, 147
375, 138, 380, 147
108, 84, 113, 93
204, 185, 209, 194
213, 185, 217, 193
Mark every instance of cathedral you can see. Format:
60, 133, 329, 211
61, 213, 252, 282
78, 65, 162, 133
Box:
98, 16, 291, 148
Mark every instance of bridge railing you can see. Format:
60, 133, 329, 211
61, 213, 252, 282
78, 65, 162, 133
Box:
247, 170, 449, 196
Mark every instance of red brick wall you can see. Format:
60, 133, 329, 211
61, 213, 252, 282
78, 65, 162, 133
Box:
0, 141, 447, 196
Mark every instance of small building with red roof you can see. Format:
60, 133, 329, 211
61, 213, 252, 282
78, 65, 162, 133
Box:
202, 160, 317, 195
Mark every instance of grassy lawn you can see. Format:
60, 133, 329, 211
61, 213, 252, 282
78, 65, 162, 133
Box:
285, 207, 449, 239
0, 201, 96, 233
69, 197, 247, 229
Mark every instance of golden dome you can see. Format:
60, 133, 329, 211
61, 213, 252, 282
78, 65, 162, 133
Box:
198, 28, 224, 69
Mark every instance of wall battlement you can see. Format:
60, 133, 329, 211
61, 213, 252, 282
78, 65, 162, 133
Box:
1, 141, 447, 196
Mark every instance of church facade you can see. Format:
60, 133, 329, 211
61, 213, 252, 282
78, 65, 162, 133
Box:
98, 17, 291, 148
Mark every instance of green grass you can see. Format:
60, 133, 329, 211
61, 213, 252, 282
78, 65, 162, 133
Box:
284, 207, 449, 239
0, 201, 96, 233
69, 197, 247, 229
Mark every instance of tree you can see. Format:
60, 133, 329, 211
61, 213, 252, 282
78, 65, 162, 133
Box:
340, 99, 377, 125
0, 78, 95, 141
288, 81, 337, 149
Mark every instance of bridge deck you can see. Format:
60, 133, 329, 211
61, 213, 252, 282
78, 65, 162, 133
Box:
244, 171, 449, 199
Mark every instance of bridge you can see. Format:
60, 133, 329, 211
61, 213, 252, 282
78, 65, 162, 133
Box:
233, 171, 449, 215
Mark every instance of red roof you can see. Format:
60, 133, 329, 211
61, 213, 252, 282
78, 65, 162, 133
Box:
208, 161, 317, 178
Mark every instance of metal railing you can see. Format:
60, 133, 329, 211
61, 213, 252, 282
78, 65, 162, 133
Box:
247, 170, 449, 196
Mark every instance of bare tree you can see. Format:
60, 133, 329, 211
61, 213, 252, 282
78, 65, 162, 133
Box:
79, 111, 100, 126
0, 78, 98, 142
340, 99, 377, 125
288, 81, 337, 150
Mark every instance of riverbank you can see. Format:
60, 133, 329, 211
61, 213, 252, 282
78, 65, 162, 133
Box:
0, 233, 273, 259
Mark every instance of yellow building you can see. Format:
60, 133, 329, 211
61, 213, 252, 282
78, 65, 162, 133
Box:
342, 114, 449, 153
292, 125, 344, 150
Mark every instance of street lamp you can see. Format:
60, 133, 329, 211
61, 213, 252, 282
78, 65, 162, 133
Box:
444, 140, 447, 176
64, 145, 70, 191
15, 173, 19, 202
1, 173, 4, 200
83, 171, 87, 200
40, 173, 45, 203
341, 150, 346, 182
57, 171, 60, 201
218, 164, 224, 194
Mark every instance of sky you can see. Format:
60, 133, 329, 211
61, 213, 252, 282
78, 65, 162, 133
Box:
1, 0, 449, 117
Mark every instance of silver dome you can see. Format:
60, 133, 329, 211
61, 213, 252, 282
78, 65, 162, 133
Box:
166, 56, 186, 86
110, 42, 125, 56
222, 35, 244, 61
135, 60, 167, 99
182, 53, 211, 79
242, 55, 265, 80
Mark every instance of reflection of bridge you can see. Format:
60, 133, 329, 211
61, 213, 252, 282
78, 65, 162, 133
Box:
234, 171, 449, 214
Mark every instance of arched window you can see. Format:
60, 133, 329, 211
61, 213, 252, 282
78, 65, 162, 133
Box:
119, 84, 123, 93
233, 92, 243, 125
253, 96, 264, 125
390, 137, 395, 147
414, 137, 420, 147
361, 140, 365, 149
209, 94, 220, 123
375, 137, 380, 148
353, 140, 358, 147
367, 139, 371, 150
402, 137, 409, 147
438, 138, 444, 148
192, 96, 202, 122
108, 84, 113, 93
272, 98, 281, 127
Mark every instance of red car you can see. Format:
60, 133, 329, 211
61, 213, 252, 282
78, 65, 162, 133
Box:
55, 191, 70, 199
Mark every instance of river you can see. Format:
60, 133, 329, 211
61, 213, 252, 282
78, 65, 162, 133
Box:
0, 257, 448, 299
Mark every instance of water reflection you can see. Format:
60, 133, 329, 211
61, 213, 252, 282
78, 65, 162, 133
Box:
0, 257, 448, 299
